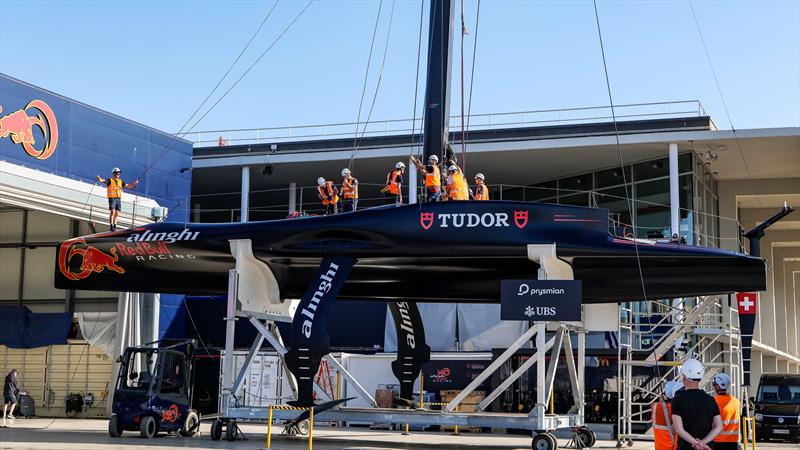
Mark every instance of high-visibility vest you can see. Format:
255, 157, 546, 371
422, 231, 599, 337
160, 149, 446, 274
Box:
475, 183, 489, 200
447, 172, 469, 201
107, 178, 123, 199
652, 401, 676, 450
425, 165, 441, 188
342, 177, 358, 199
714, 394, 741, 443
318, 181, 338, 205
386, 170, 401, 195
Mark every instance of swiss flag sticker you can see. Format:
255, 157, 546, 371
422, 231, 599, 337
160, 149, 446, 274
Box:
736, 292, 757, 315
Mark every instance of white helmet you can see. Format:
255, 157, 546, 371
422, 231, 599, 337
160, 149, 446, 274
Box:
341, 168, 351, 177
664, 380, 684, 400
448, 165, 459, 172
396, 162, 406, 169
475, 173, 485, 180
713, 373, 731, 390
112, 167, 121, 174
681, 358, 704, 381
317, 177, 326, 186
428, 155, 439, 163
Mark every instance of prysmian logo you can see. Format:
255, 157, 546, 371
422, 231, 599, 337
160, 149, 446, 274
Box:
419, 211, 529, 229
517, 283, 566, 296
127, 228, 199, 244
299, 261, 340, 338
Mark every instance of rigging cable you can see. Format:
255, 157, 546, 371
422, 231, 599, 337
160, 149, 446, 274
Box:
459, 0, 467, 171
349, 0, 396, 172
687, 0, 762, 208
409, 0, 426, 160
348, 0, 384, 170
463, 0, 481, 158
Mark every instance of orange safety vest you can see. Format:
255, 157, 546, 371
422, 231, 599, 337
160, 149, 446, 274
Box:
652, 401, 676, 450
475, 183, 489, 200
386, 170, 401, 195
342, 177, 358, 199
714, 394, 741, 443
107, 178, 123, 199
447, 172, 468, 201
318, 181, 338, 205
425, 165, 441, 188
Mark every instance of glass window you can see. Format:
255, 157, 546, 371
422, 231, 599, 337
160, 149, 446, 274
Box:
597, 186, 633, 234
559, 174, 592, 194
680, 175, 694, 244
528, 181, 557, 202
123, 351, 158, 391
634, 157, 668, 182
679, 152, 693, 173
596, 166, 632, 188
559, 193, 590, 207
634, 178, 671, 238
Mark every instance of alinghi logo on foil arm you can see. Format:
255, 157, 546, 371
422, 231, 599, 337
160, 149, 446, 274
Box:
299, 261, 340, 338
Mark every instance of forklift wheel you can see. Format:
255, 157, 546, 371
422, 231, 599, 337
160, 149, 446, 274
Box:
210, 419, 223, 441
140, 416, 157, 439
180, 410, 200, 437
108, 414, 122, 438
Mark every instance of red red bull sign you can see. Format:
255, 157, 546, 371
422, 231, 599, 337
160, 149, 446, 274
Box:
0, 99, 59, 160
58, 237, 125, 281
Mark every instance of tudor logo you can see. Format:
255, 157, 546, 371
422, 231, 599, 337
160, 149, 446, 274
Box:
420, 212, 434, 230
418, 210, 529, 229
514, 210, 529, 229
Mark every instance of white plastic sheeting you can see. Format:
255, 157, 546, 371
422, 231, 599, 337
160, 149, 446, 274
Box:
77, 312, 117, 357
383, 303, 457, 352
457, 304, 528, 351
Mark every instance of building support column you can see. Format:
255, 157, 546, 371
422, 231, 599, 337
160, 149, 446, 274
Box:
289, 182, 297, 214
409, 157, 418, 204
240, 166, 250, 223
669, 143, 680, 239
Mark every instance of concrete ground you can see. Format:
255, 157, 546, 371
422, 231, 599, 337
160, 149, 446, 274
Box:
0, 418, 796, 450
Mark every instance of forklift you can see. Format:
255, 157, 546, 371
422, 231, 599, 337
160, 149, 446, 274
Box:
108, 339, 200, 439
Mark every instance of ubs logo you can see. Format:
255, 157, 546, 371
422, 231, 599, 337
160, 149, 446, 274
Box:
0, 100, 59, 160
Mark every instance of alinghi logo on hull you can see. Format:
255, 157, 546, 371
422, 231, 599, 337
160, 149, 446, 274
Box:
127, 228, 199, 244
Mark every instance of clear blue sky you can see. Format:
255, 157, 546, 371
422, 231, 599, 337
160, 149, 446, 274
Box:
1, 0, 798, 136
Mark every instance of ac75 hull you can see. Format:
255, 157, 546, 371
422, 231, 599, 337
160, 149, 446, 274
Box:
54, 201, 765, 303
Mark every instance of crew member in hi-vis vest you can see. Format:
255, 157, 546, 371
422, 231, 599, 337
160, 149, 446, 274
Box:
96, 167, 138, 231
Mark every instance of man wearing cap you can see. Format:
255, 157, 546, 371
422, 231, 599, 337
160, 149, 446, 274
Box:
653, 380, 683, 450
3, 369, 18, 420
96, 168, 139, 231
711, 373, 740, 450
671, 359, 723, 450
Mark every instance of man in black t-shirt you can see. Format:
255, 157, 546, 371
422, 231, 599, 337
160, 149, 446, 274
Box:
671, 359, 723, 450
3, 369, 18, 419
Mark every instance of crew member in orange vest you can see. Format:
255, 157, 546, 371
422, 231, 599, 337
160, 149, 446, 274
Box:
96, 167, 138, 231
383, 162, 405, 205
711, 373, 740, 450
445, 163, 469, 201
473, 173, 489, 200
412, 154, 442, 202
317, 177, 339, 215
653, 380, 683, 450
340, 168, 359, 212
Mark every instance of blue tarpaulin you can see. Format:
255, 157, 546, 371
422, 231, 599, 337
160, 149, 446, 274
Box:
0, 306, 72, 348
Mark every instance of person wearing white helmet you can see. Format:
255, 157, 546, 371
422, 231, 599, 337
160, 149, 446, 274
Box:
711, 373, 740, 450
316, 176, 339, 215
411, 154, 442, 202
444, 162, 468, 201
96, 167, 139, 231
473, 173, 489, 201
653, 380, 684, 450
671, 359, 723, 450
382, 162, 405, 205
340, 168, 359, 212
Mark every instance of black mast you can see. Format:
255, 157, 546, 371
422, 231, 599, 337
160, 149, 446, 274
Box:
421, 0, 456, 164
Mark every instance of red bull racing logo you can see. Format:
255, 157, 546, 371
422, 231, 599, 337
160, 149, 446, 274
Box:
58, 238, 125, 280
161, 404, 180, 423
0, 100, 59, 160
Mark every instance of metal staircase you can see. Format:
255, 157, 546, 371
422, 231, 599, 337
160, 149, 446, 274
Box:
616, 294, 742, 447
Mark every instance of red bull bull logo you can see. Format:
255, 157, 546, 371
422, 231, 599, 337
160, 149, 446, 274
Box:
0, 99, 59, 160
58, 238, 125, 280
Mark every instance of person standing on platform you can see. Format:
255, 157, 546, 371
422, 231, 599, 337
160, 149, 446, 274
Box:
340, 168, 359, 212
445, 163, 468, 201
671, 359, 723, 450
473, 173, 489, 200
317, 177, 339, 215
383, 162, 405, 205
3, 369, 18, 420
412, 154, 442, 202
653, 380, 683, 450
96, 168, 138, 231
711, 373, 740, 450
